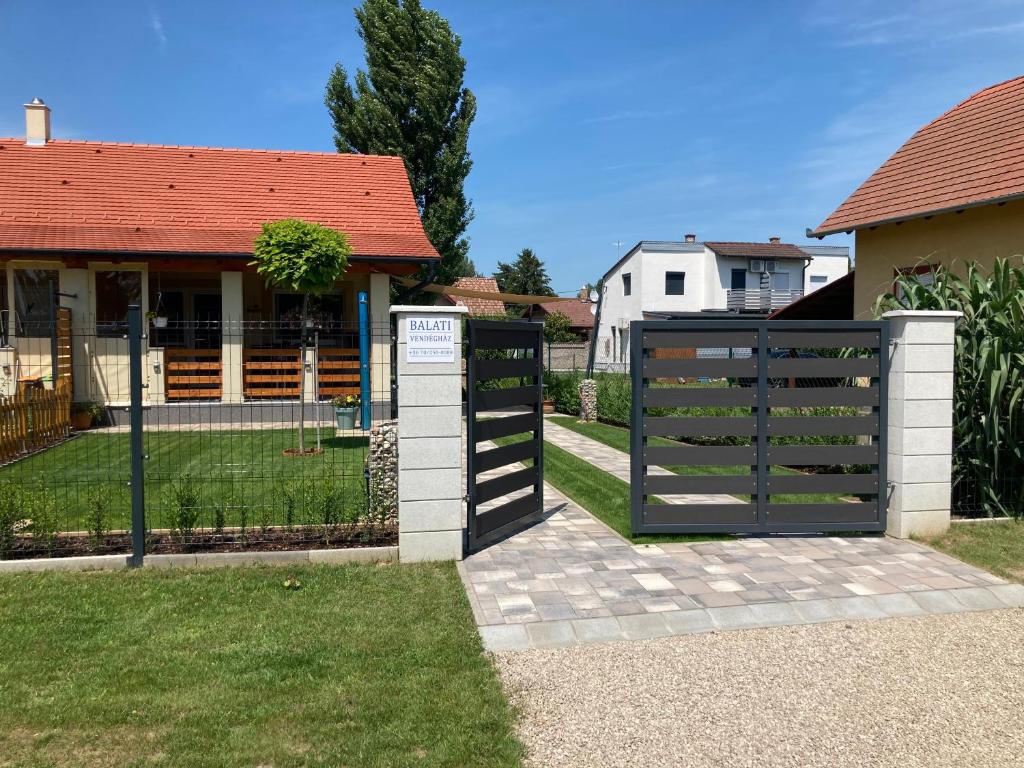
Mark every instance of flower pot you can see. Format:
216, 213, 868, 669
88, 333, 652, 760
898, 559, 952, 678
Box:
543, 399, 555, 414
152, 316, 168, 329
71, 412, 93, 430
335, 406, 359, 430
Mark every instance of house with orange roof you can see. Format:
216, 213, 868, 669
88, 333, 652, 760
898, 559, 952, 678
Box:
435, 276, 506, 317
0, 99, 439, 407
809, 75, 1024, 318
527, 288, 596, 340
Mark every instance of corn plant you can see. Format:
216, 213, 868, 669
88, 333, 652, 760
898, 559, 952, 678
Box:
876, 258, 1024, 517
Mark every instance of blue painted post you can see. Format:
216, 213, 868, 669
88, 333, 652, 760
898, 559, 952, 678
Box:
358, 291, 370, 430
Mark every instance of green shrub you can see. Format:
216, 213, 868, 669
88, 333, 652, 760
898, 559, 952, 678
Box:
544, 371, 582, 415
85, 488, 111, 551
878, 257, 1024, 517
0, 482, 29, 559
596, 372, 632, 426
166, 473, 201, 541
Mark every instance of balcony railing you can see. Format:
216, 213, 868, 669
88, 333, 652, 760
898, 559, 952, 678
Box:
726, 288, 803, 313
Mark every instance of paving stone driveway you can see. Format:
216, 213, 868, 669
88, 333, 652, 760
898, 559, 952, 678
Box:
459, 480, 1024, 652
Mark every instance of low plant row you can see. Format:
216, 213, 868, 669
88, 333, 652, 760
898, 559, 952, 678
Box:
0, 475, 393, 560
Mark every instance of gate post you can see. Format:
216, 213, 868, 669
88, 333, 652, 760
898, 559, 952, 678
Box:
882, 310, 961, 538
391, 305, 468, 562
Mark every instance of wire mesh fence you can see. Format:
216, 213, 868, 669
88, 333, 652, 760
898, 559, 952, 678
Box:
0, 308, 397, 560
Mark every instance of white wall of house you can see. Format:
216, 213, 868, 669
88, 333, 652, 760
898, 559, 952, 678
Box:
593, 240, 851, 371
799, 245, 850, 294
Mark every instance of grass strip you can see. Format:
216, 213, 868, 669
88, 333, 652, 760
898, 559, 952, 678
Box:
0, 562, 522, 768
548, 415, 849, 505
492, 434, 726, 544
918, 521, 1024, 583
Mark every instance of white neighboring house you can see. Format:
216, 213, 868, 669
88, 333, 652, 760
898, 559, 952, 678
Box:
593, 236, 849, 370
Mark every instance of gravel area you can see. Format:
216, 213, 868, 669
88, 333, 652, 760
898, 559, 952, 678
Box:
496, 608, 1024, 768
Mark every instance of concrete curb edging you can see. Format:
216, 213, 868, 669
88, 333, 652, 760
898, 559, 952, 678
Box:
0, 546, 398, 574
478, 583, 1024, 653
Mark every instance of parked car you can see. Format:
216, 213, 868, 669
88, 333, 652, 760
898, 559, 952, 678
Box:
735, 349, 844, 388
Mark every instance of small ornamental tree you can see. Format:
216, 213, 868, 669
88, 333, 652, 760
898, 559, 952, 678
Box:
543, 310, 579, 343
252, 219, 351, 453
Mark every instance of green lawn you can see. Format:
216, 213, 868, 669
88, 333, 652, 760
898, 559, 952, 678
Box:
919, 521, 1024, 583
492, 434, 725, 544
0, 429, 368, 533
548, 415, 849, 505
0, 562, 522, 768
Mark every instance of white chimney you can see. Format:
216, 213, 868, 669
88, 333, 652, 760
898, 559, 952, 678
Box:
25, 97, 51, 146
684, 233, 696, 243
768, 236, 781, 245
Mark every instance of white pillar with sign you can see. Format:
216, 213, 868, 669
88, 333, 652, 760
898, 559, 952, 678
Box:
392, 305, 468, 562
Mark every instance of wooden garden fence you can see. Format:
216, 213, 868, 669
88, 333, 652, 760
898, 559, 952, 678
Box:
0, 376, 72, 464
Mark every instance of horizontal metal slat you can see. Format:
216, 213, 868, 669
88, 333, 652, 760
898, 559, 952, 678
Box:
766, 357, 879, 378
472, 328, 541, 351
643, 331, 758, 348
642, 503, 756, 526
643, 386, 757, 408
475, 386, 538, 411
767, 444, 879, 466
767, 415, 878, 436
767, 473, 879, 494
475, 439, 538, 473
766, 387, 879, 408
474, 357, 540, 381
766, 502, 880, 525
475, 466, 540, 504
476, 492, 542, 536
645, 474, 756, 495
645, 444, 756, 466
767, 330, 880, 349
473, 412, 538, 442
645, 416, 758, 437
643, 358, 755, 378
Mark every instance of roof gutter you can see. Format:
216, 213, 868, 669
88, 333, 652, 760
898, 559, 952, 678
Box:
806, 189, 1024, 239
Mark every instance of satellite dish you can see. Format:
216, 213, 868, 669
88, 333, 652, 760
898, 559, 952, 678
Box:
589, 289, 599, 303
590, 303, 598, 315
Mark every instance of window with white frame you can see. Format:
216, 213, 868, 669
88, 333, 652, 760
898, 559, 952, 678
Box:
809, 275, 828, 287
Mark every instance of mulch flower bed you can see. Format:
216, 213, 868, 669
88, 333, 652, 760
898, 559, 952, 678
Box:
0, 525, 397, 561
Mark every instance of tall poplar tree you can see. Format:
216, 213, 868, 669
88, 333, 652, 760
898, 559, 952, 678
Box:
325, 0, 476, 284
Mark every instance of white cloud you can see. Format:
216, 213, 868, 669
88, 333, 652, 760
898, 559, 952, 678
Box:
150, 6, 167, 51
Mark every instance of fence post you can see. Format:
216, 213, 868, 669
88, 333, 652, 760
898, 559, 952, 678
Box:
127, 305, 146, 567
358, 291, 371, 429
392, 305, 467, 562
881, 310, 961, 538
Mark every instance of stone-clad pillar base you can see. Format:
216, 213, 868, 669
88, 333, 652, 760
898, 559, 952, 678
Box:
882, 310, 960, 538
392, 305, 468, 562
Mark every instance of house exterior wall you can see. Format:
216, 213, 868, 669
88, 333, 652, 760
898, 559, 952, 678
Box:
851, 198, 1024, 318
593, 242, 847, 370
2, 257, 391, 407
799, 248, 850, 294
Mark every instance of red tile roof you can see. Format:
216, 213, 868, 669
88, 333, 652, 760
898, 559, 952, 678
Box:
536, 299, 595, 328
0, 139, 439, 259
811, 76, 1024, 236
439, 277, 506, 316
704, 241, 809, 260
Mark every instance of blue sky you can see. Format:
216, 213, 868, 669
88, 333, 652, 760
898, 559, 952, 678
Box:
2, 1, 1023, 293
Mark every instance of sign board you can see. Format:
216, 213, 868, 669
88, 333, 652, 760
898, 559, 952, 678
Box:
406, 316, 456, 363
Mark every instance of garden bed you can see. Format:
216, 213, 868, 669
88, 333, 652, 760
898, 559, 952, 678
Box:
0, 524, 397, 560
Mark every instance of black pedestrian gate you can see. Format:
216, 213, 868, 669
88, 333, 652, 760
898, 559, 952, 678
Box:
466, 319, 544, 552
630, 320, 888, 534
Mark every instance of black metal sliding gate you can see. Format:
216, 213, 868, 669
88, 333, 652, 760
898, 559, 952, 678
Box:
466, 319, 544, 552
630, 320, 888, 534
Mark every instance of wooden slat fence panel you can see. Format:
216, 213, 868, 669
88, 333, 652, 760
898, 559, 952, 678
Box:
243, 349, 300, 399
165, 348, 222, 400
0, 376, 72, 465
317, 347, 360, 399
